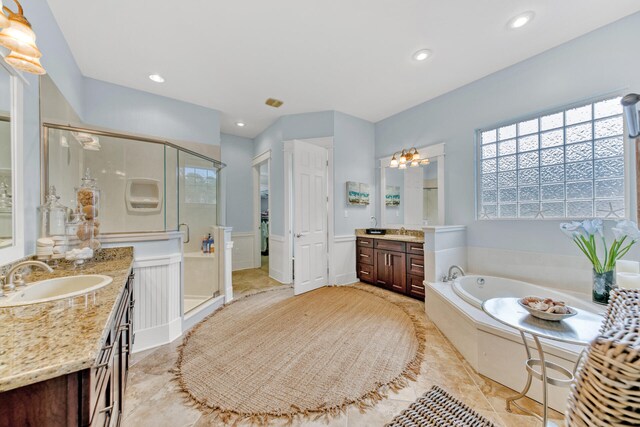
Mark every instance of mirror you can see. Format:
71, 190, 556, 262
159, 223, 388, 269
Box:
380, 143, 445, 228
0, 63, 12, 249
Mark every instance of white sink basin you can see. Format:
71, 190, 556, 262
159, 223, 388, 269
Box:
0, 275, 113, 307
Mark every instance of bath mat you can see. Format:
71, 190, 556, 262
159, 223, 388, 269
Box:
386, 385, 496, 427
175, 285, 426, 424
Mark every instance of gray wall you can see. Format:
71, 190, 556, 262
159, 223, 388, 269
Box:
334, 112, 376, 235
254, 111, 376, 237
375, 12, 640, 257
83, 78, 221, 146
221, 133, 254, 233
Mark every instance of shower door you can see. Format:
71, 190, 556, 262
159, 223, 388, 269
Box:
178, 150, 220, 313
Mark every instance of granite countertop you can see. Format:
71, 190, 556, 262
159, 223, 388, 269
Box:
0, 247, 134, 392
355, 229, 424, 243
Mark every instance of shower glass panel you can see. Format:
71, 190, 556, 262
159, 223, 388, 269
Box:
179, 151, 220, 313
45, 124, 223, 314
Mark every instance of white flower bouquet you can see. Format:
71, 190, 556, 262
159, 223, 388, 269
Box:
560, 219, 639, 274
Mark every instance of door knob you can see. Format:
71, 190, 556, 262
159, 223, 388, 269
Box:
295, 233, 302, 238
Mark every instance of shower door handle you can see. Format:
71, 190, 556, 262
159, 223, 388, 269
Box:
179, 223, 190, 244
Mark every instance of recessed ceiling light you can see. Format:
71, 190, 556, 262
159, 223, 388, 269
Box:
412, 49, 432, 62
508, 11, 534, 29
149, 74, 165, 83
236, 122, 246, 127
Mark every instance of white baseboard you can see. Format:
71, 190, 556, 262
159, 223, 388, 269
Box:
132, 317, 182, 353
231, 232, 255, 271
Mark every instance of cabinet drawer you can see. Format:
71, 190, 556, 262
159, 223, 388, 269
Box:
406, 253, 424, 276
407, 274, 425, 299
357, 263, 375, 283
356, 237, 374, 248
357, 247, 374, 265
374, 239, 406, 252
407, 242, 424, 255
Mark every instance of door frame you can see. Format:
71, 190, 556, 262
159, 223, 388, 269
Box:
283, 138, 334, 286
252, 150, 271, 269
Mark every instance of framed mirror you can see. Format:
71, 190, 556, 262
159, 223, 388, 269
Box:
379, 143, 445, 228
0, 56, 25, 264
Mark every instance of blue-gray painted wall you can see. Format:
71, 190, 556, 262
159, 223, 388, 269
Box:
221, 133, 254, 233
375, 12, 640, 257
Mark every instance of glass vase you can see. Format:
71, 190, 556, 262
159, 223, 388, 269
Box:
592, 269, 616, 305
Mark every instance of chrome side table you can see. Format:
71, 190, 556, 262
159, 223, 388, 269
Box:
482, 297, 602, 427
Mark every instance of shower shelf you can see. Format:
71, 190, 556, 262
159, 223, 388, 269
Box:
125, 178, 162, 213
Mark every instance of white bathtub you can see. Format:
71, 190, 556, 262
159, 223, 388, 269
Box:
453, 274, 600, 313
426, 275, 604, 412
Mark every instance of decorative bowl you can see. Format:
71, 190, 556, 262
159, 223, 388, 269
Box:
517, 298, 577, 321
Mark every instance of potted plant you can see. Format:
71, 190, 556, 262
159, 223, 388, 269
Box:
560, 219, 640, 304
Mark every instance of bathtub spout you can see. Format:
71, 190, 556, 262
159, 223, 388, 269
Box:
444, 265, 465, 282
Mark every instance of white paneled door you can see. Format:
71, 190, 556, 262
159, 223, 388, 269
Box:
293, 140, 328, 295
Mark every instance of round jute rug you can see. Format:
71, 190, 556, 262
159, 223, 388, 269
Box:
175, 285, 425, 424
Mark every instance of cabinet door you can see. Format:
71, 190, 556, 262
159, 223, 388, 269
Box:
388, 252, 407, 293
375, 250, 390, 288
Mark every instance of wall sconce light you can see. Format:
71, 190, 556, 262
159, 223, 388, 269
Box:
0, 0, 46, 75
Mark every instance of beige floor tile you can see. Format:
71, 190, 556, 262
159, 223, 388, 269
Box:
122, 380, 202, 427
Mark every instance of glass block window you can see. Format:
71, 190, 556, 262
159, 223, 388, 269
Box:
478, 96, 625, 220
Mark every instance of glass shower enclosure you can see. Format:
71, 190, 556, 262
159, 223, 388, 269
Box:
44, 124, 224, 314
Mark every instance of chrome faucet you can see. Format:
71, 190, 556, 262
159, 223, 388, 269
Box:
442, 265, 466, 282
4, 261, 53, 292
399, 227, 407, 236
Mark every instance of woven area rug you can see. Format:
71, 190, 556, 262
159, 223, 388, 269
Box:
175, 285, 426, 424
386, 386, 496, 427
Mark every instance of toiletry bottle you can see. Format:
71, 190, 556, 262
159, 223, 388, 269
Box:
209, 235, 215, 254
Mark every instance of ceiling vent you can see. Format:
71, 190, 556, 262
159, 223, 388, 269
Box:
265, 98, 284, 108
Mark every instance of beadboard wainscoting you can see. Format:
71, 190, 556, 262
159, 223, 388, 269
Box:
269, 234, 288, 284
132, 253, 182, 352
333, 235, 357, 285
231, 232, 255, 271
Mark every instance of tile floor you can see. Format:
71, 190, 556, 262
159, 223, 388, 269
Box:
122, 283, 563, 427
231, 266, 283, 296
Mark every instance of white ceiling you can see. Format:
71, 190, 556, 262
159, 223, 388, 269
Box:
46, 1, 640, 139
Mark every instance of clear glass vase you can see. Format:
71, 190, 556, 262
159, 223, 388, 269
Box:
593, 269, 616, 305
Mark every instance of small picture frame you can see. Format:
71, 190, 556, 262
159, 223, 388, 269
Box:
346, 181, 370, 205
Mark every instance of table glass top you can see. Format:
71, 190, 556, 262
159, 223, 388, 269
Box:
482, 297, 603, 346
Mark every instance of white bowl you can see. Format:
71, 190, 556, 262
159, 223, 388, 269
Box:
518, 297, 577, 321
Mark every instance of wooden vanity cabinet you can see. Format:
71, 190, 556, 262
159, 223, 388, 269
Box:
0, 271, 135, 427
356, 236, 425, 300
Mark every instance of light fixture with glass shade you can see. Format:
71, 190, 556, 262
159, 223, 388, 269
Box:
389, 147, 429, 170
0, 0, 46, 75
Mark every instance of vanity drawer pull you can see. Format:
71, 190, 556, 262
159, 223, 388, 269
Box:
359, 240, 370, 245
411, 263, 423, 268
359, 271, 370, 275
359, 254, 369, 258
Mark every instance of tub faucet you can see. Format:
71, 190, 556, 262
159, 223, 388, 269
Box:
5, 261, 53, 291
444, 265, 465, 282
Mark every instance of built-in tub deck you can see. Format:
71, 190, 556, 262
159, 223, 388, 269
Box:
425, 277, 604, 412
